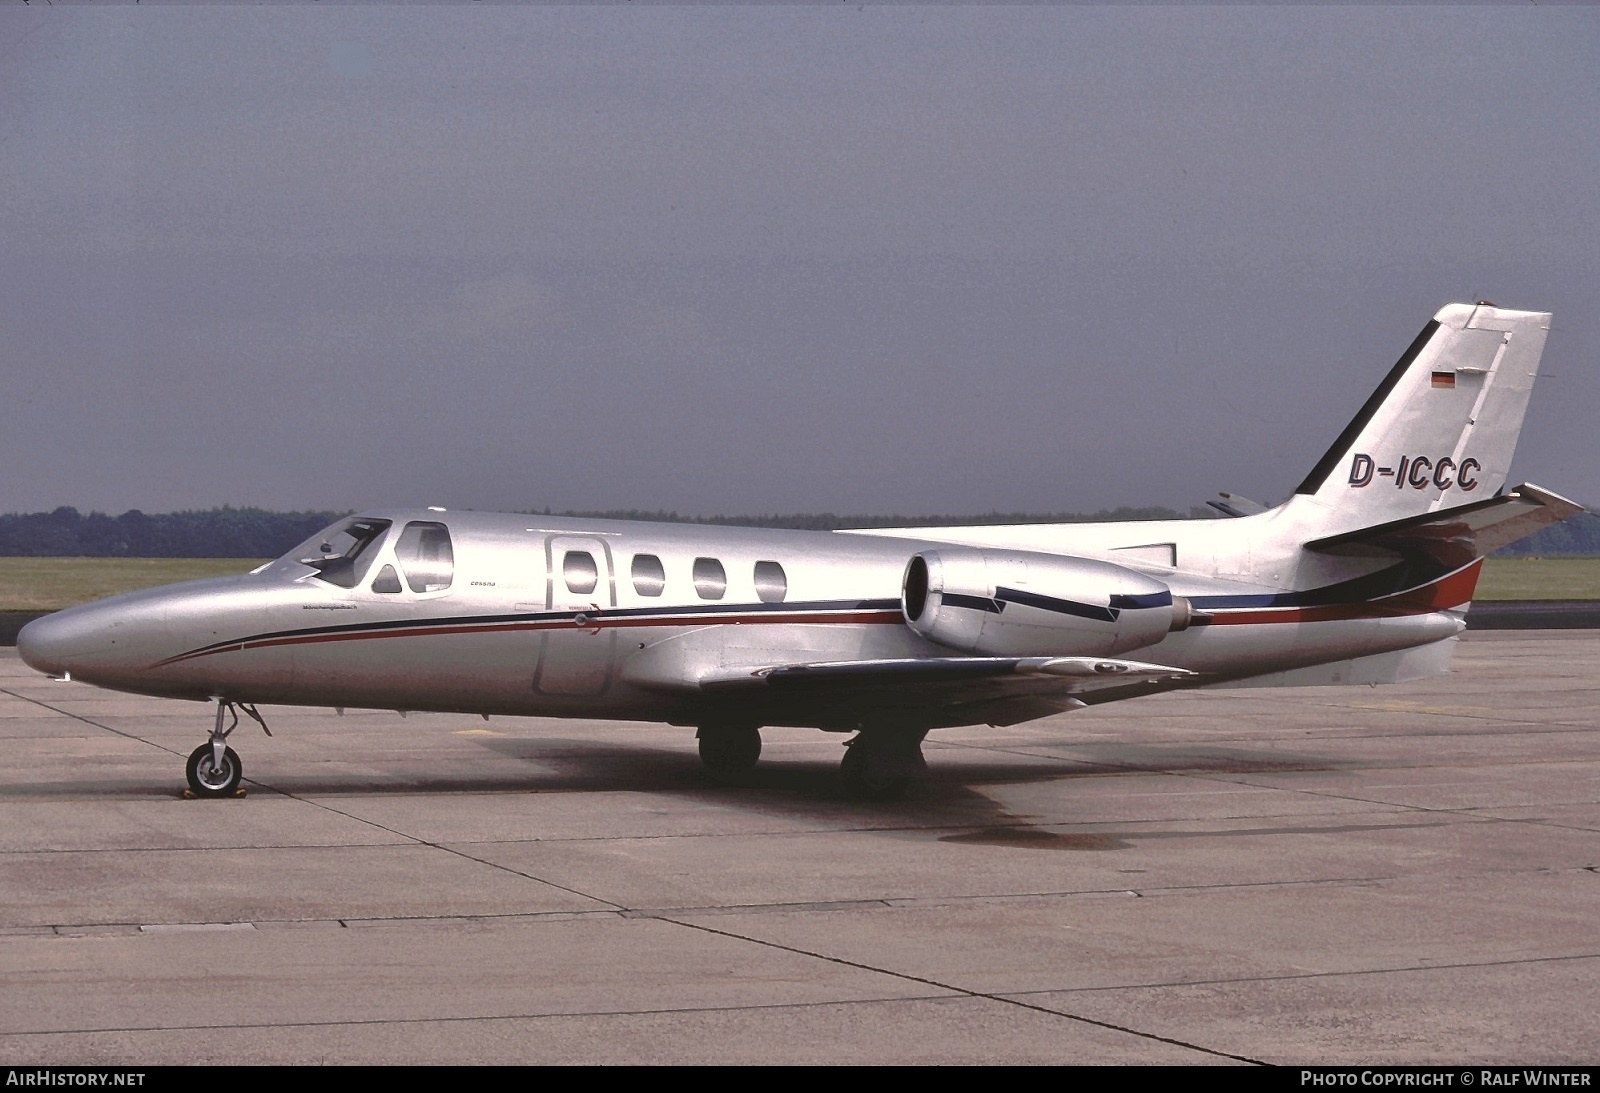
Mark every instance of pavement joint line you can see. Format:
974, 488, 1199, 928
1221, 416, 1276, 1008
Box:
967, 722, 1600, 748
0, 991, 973, 1041
0, 841, 416, 856
1304, 706, 1590, 728
239, 779, 630, 912
1182, 773, 1600, 829
655, 914, 1269, 1065
0, 869, 1510, 937
0, 686, 188, 756
1508, 821, 1600, 835
13, 909, 630, 937
952, 738, 1600, 783
16, 858, 1600, 937
1001, 949, 1600, 999
5, 812, 1594, 860
620, 899, 893, 919
332, 910, 617, 928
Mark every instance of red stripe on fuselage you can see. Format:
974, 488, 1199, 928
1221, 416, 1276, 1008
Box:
162, 608, 906, 665
1195, 560, 1480, 627
1388, 558, 1482, 610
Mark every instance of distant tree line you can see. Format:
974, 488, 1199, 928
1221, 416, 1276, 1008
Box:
1502, 512, 1600, 556
544, 506, 1600, 555
0, 504, 1594, 557
0, 507, 346, 558
543, 505, 1224, 531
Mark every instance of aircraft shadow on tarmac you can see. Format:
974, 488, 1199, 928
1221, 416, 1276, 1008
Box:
11, 733, 1362, 850
273, 734, 1366, 851
208, 734, 1349, 838
458, 733, 1341, 794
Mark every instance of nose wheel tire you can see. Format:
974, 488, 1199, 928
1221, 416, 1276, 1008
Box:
186, 742, 243, 797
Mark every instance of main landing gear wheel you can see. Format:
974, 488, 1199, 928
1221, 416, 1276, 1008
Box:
839, 742, 908, 801
186, 742, 242, 797
839, 729, 929, 801
697, 725, 762, 782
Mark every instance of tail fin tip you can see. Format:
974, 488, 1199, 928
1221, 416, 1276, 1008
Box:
1294, 302, 1552, 533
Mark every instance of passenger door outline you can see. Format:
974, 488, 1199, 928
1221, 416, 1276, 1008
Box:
533, 535, 618, 697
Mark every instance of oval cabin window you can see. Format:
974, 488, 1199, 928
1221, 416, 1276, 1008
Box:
692, 557, 726, 600
563, 550, 599, 595
631, 554, 666, 597
753, 560, 787, 603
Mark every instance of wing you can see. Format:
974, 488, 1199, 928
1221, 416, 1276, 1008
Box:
639, 655, 1195, 729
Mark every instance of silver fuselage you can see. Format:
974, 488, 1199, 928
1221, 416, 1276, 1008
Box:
17, 505, 1465, 732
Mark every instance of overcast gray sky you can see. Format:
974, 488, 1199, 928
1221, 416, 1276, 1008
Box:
3, 4, 1596, 520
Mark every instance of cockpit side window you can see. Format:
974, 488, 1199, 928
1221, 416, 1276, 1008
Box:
395, 521, 454, 593
293, 518, 392, 589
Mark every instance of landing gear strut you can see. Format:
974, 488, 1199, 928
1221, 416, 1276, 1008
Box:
840, 729, 929, 801
697, 724, 762, 782
185, 699, 270, 798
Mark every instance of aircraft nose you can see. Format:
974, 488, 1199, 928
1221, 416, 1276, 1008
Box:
15, 602, 152, 679
17, 609, 98, 676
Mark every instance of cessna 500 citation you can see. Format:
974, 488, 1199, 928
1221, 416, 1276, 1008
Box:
17, 303, 1583, 798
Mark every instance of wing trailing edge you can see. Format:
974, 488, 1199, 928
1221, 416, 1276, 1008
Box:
694, 654, 1193, 695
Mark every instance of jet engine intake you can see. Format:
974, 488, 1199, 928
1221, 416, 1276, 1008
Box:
902, 548, 1180, 657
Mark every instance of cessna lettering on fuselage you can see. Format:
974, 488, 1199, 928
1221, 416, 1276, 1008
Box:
16, 303, 1583, 798
1347, 454, 1481, 491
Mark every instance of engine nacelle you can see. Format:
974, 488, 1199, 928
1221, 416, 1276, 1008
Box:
902, 547, 1186, 658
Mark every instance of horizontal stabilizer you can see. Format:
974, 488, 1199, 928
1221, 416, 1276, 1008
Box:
1305, 483, 1584, 561
1207, 492, 1269, 518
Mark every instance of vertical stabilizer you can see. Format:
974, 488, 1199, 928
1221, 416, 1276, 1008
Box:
1293, 303, 1550, 534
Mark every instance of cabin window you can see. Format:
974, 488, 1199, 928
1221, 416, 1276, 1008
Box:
292, 517, 392, 589
563, 550, 599, 595
631, 554, 666, 597
371, 565, 403, 594
753, 560, 787, 603
396, 521, 454, 593
692, 557, 726, 600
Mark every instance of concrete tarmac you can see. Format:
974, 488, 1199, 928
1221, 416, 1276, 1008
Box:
1, 633, 1596, 1065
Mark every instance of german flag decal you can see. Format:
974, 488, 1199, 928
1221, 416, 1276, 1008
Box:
1431, 371, 1456, 388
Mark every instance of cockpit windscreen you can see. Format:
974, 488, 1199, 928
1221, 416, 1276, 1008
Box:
274, 518, 393, 588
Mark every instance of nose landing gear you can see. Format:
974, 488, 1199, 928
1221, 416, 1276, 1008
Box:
185, 699, 270, 798
186, 740, 242, 797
